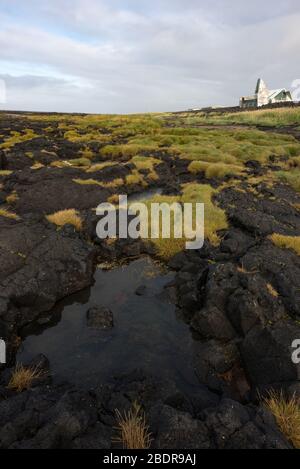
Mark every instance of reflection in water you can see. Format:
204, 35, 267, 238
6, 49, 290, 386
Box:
18, 257, 199, 391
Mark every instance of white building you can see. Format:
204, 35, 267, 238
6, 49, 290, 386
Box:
240, 79, 293, 109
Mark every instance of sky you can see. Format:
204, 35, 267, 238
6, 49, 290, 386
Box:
0, 0, 299, 113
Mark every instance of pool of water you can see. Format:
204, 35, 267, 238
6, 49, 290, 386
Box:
17, 257, 200, 391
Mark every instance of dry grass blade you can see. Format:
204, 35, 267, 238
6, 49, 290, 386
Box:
263, 390, 300, 449
270, 233, 300, 256
114, 401, 152, 449
8, 363, 46, 393
46, 209, 82, 231
0, 208, 20, 220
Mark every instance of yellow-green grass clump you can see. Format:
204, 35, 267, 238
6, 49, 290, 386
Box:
0, 170, 13, 176
31, 162, 45, 170
51, 157, 91, 168
101, 144, 159, 160
131, 156, 161, 181
0, 208, 19, 220
136, 183, 228, 260
126, 169, 148, 187
0, 129, 38, 149
73, 178, 101, 186
8, 363, 45, 393
46, 209, 82, 231
270, 234, 300, 256
276, 170, 300, 193
264, 391, 300, 449
6, 191, 18, 204
100, 178, 124, 189
166, 128, 299, 175
114, 402, 152, 449
188, 161, 242, 179
73, 178, 123, 188
182, 183, 228, 245
79, 147, 94, 160
86, 162, 117, 173
64, 129, 111, 144
107, 194, 121, 205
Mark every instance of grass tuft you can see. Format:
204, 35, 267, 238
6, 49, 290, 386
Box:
114, 402, 152, 449
73, 178, 123, 188
126, 169, 148, 187
270, 234, 300, 256
276, 170, 300, 193
46, 209, 82, 231
266, 283, 279, 298
6, 192, 18, 205
0, 170, 13, 176
86, 162, 117, 173
51, 158, 91, 168
0, 208, 19, 220
263, 391, 300, 448
8, 363, 46, 393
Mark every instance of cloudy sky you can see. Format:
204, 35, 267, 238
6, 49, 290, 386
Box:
0, 0, 299, 113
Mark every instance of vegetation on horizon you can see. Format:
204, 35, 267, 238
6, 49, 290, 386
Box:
173, 106, 300, 127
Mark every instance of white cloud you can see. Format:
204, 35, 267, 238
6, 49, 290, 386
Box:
0, 0, 299, 112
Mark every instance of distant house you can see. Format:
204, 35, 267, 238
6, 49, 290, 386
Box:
240, 79, 293, 109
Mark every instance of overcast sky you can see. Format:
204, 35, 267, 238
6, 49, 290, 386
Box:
0, 0, 299, 113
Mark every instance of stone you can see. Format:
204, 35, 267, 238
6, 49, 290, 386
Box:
86, 307, 114, 330
135, 285, 147, 296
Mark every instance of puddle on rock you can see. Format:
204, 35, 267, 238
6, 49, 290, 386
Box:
128, 188, 163, 203
18, 257, 200, 391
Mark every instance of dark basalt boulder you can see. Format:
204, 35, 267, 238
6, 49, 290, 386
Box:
240, 322, 300, 389
0, 219, 97, 340
86, 306, 114, 330
135, 285, 147, 296
191, 306, 236, 341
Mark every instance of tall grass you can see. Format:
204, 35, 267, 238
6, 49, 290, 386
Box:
175, 107, 300, 127
270, 234, 300, 255
264, 391, 300, 448
8, 363, 46, 393
114, 402, 152, 449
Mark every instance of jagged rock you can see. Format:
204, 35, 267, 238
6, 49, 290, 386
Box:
241, 321, 300, 389
191, 306, 236, 340
135, 285, 147, 296
0, 220, 97, 332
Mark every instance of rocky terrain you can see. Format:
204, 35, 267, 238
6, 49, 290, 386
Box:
0, 111, 299, 449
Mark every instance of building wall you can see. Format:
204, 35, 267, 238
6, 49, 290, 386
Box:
257, 81, 270, 107
270, 90, 293, 104
240, 97, 257, 109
